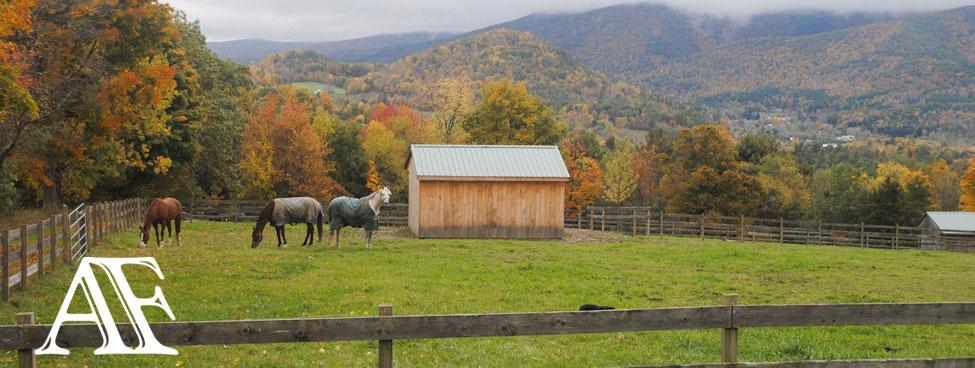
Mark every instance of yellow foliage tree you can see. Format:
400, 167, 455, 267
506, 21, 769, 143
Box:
366, 160, 381, 192
602, 140, 638, 206
961, 161, 975, 211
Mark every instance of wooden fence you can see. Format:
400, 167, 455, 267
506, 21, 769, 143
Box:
2, 298, 973, 367
180, 200, 973, 252
0, 198, 144, 302
568, 206, 975, 252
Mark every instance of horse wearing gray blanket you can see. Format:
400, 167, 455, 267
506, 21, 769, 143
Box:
327, 187, 391, 248
251, 197, 324, 248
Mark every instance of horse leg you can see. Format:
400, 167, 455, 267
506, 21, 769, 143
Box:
303, 223, 313, 246
327, 230, 333, 247
154, 223, 162, 248
175, 214, 182, 247
335, 229, 341, 249
280, 226, 287, 248
365, 230, 373, 249
166, 220, 173, 247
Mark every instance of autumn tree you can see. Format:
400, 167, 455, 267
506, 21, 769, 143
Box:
630, 130, 672, 208
463, 79, 566, 145
736, 133, 779, 165
417, 76, 475, 143
366, 160, 381, 192
961, 161, 975, 211
238, 89, 343, 200
809, 164, 868, 223
755, 153, 809, 219
326, 118, 369, 197
659, 125, 764, 216
602, 140, 638, 206
561, 143, 603, 214
929, 159, 961, 211
361, 121, 410, 200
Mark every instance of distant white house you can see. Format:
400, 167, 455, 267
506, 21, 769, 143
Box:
822, 143, 838, 148
836, 135, 855, 142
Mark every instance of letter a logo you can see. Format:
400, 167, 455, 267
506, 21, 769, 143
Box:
37, 257, 177, 355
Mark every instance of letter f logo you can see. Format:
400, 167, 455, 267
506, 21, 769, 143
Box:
37, 257, 177, 355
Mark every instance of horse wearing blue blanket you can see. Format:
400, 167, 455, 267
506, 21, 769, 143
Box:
327, 187, 391, 249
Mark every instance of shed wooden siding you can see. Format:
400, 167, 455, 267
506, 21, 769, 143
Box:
407, 157, 566, 239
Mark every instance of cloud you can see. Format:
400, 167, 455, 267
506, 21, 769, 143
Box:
163, 0, 974, 42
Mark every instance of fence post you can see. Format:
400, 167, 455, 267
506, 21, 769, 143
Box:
379, 304, 393, 368
860, 222, 865, 248
577, 209, 582, 229
601, 209, 605, 232
20, 224, 28, 291
700, 215, 705, 240
660, 211, 664, 238
633, 209, 637, 236
17, 312, 36, 368
2, 230, 9, 301
721, 294, 738, 363
818, 220, 823, 245
894, 224, 899, 250
779, 218, 784, 244
62, 205, 70, 264
588, 207, 593, 231
49, 214, 57, 272
739, 215, 744, 241
646, 210, 651, 236
189, 199, 195, 223
37, 220, 43, 280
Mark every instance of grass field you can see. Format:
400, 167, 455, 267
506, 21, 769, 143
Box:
1, 221, 974, 367
291, 81, 346, 96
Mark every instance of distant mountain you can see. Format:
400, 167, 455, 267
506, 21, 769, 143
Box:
634, 6, 975, 141
252, 30, 711, 133
207, 39, 311, 63
208, 32, 458, 63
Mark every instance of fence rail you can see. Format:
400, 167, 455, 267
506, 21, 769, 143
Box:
567, 206, 973, 252
0, 199, 145, 302
180, 200, 973, 252
2, 300, 973, 367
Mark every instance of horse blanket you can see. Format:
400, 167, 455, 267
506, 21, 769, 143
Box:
328, 196, 378, 231
270, 197, 322, 227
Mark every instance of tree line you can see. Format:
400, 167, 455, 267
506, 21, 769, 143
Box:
2, 0, 974, 228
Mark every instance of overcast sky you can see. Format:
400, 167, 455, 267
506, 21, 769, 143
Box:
163, 0, 974, 43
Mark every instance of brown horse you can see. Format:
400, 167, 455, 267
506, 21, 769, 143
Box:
140, 198, 183, 248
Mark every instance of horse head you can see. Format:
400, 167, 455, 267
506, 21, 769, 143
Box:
251, 226, 263, 248
380, 186, 391, 205
139, 226, 149, 247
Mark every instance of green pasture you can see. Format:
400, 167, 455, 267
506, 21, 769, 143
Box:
290, 81, 346, 96
1, 221, 974, 367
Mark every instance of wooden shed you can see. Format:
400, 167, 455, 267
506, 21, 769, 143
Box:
918, 212, 975, 250
406, 145, 569, 239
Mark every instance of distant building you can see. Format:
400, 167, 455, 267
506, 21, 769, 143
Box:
836, 135, 855, 142
822, 143, 838, 148
405, 145, 569, 239
918, 212, 975, 251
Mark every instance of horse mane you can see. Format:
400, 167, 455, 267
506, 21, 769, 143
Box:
254, 200, 275, 235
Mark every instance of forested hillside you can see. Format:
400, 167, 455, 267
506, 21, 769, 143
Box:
636, 6, 975, 142
251, 30, 710, 134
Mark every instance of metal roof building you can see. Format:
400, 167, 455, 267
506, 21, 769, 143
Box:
405, 145, 569, 239
918, 212, 975, 251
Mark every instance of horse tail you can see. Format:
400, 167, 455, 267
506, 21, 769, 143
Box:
317, 209, 324, 242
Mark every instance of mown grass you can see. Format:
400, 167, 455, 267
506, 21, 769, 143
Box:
1, 220, 974, 367
290, 81, 346, 96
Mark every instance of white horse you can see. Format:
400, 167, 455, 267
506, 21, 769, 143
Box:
326, 187, 391, 248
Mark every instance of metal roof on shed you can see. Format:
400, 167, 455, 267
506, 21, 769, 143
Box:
408, 145, 569, 179
922, 212, 975, 232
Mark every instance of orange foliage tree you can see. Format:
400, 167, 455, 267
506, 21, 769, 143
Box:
239, 89, 344, 200
961, 161, 975, 211
562, 142, 604, 215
